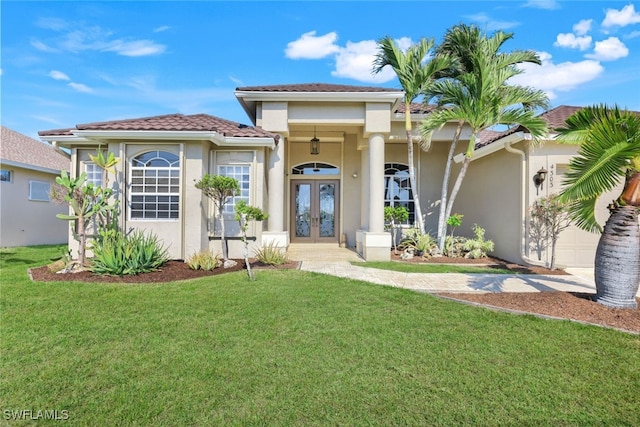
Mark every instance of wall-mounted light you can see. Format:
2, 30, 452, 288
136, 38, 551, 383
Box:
352, 172, 358, 178
533, 167, 547, 195
310, 127, 320, 155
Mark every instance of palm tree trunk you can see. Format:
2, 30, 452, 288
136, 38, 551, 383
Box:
406, 120, 425, 234
407, 136, 425, 234
217, 203, 228, 262
594, 205, 640, 308
442, 156, 471, 246
437, 122, 464, 252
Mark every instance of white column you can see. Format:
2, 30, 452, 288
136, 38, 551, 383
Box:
360, 147, 369, 230
368, 133, 385, 233
268, 136, 285, 232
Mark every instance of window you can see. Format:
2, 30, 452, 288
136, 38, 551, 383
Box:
291, 163, 339, 175
129, 151, 180, 220
384, 163, 415, 225
29, 180, 51, 201
218, 165, 250, 215
84, 162, 103, 186
0, 170, 12, 182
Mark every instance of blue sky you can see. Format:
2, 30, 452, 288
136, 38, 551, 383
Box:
2, 1, 640, 140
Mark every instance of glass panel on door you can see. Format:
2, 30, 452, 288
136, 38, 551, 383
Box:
291, 180, 339, 243
295, 183, 311, 238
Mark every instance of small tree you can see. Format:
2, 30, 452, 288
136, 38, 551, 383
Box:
384, 205, 409, 254
235, 200, 268, 280
195, 175, 240, 263
529, 194, 572, 270
53, 150, 119, 270
445, 213, 463, 256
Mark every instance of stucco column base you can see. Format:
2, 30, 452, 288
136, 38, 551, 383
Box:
261, 231, 289, 253
360, 231, 391, 261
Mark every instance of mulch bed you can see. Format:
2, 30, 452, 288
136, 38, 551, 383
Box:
29, 259, 299, 284
390, 252, 569, 275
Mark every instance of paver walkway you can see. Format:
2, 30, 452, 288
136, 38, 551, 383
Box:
288, 243, 623, 295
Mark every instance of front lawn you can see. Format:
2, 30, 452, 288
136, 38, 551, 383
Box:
2, 246, 639, 425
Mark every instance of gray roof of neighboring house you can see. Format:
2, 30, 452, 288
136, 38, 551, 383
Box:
38, 113, 277, 139
1, 126, 69, 172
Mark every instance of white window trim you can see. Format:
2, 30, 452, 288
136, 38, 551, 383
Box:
128, 150, 180, 221
0, 169, 12, 183
29, 180, 51, 202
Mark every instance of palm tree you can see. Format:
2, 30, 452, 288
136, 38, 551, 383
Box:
372, 36, 452, 234
421, 24, 549, 253
558, 105, 640, 308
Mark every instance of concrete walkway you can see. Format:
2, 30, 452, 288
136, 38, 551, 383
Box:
288, 244, 611, 295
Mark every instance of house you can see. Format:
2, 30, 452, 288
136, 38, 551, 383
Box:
453, 105, 625, 268
1, 126, 70, 247
37, 84, 617, 267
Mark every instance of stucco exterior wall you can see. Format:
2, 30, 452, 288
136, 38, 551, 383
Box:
0, 167, 68, 247
452, 147, 523, 264
528, 142, 624, 268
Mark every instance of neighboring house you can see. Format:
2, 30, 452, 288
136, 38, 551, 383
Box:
37, 84, 619, 267
1, 126, 70, 247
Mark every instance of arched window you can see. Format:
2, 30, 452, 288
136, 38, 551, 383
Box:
129, 151, 180, 219
291, 162, 340, 175
384, 163, 415, 225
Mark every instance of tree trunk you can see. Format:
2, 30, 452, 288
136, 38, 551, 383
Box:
442, 156, 472, 245
437, 122, 464, 253
594, 205, 640, 308
402, 105, 426, 234
217, 203, 228, 261
77, 216, 86, 268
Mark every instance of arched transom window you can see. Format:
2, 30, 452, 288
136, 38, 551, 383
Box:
384, 163, 415, 225
291, 162, 340, 175
129, 151, 180, 219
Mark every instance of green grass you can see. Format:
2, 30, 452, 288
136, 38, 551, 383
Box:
2, 245, 640, 426
353, 260, 515, 274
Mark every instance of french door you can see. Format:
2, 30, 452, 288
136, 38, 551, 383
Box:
291, 180, 340, 243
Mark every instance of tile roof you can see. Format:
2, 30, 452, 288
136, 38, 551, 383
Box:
1, 126, 69, 172
474, 105, 585, 149
39, 114, 277, 139
236, 83, 402, 93
395, 102, 436, 115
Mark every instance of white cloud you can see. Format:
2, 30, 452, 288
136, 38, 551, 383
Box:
510, 51, 604, 99
602, 4, 640, 28
573, 19, 593, 36
32, 115, 65, 126
523, 0, 560, 10
285, 31, 341, 59
228, 75, 244, 86
153, 25, 170, 33
68, 82, 94, 93
104, 40, 166, 57
33, 20, 166, 57
554, 33, 592, 50
627, 30, 640, 39
31, 39, 58, 53
586, 37, 629, 61
464, 13, 520, 31
331, 39, 397, 83
49, 70, 70, 81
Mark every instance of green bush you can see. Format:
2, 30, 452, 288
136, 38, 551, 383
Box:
187, 250, 220, 271
254, 242, 288, 266
90, 230, 169, 276
463, 224, 495, 259
398, 228, 436, 255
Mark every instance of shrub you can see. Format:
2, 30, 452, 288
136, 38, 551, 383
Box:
398, 229, 436, 256
254, 242, 288, 266
463, 224, 495, 259
91, 230, 169, 276
187, 250, 220, 271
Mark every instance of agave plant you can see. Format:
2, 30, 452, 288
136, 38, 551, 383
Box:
558, 105, 640, 308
